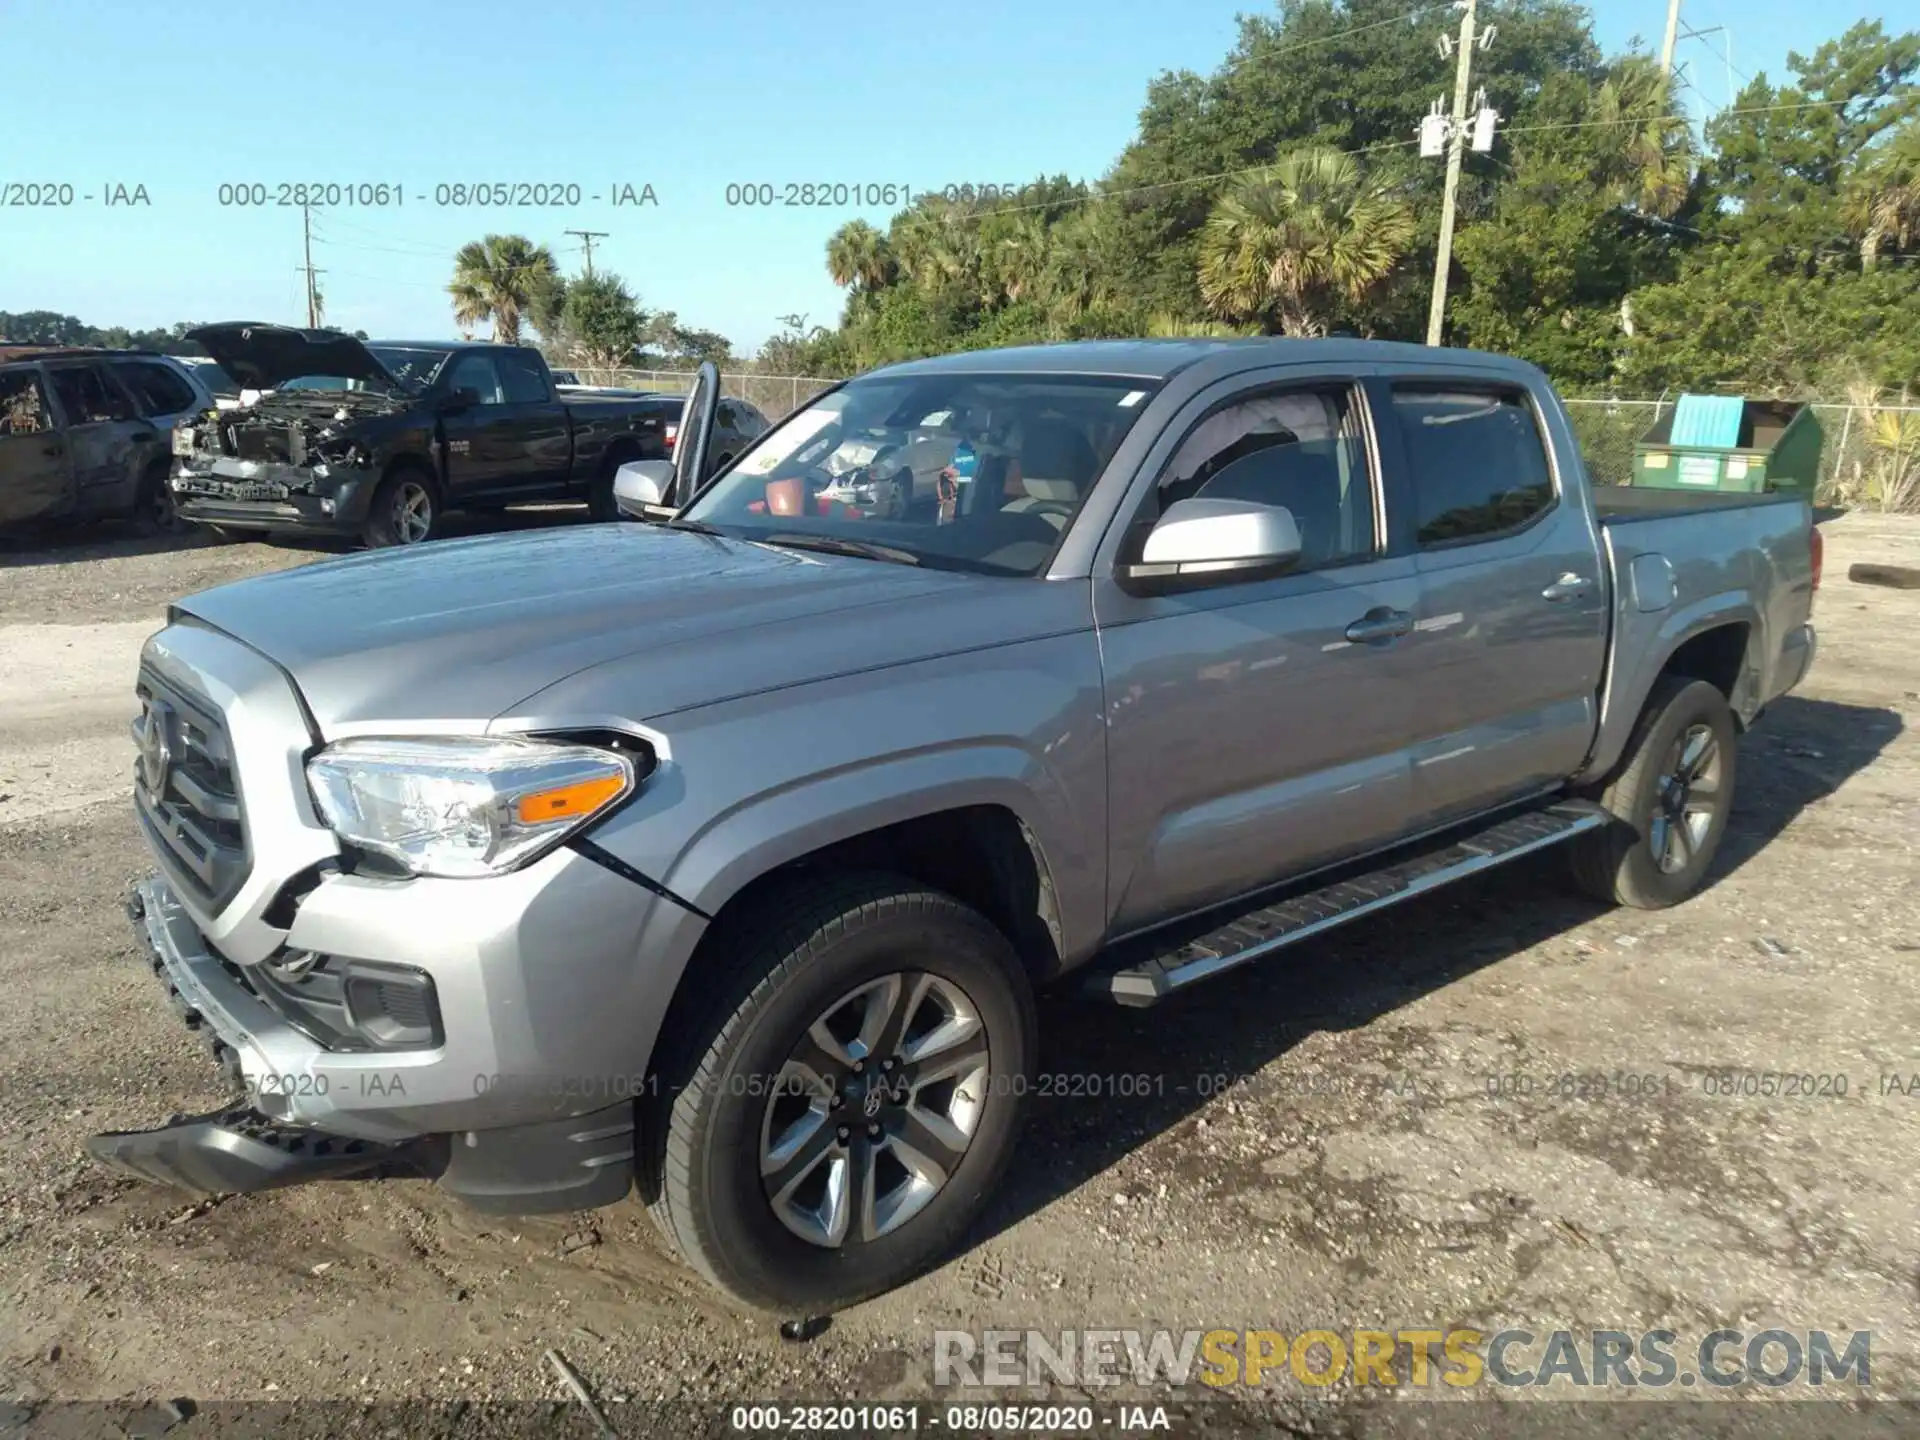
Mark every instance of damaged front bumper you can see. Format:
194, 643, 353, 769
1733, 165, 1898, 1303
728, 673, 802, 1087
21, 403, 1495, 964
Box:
89, 876, 638, 1212
171, 457, 373, 533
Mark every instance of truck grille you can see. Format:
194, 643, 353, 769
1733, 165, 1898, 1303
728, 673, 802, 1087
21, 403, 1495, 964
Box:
133, 667, 251, 913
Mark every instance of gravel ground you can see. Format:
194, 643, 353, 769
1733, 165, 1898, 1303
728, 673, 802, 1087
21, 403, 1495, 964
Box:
2, 511, 1918, 1437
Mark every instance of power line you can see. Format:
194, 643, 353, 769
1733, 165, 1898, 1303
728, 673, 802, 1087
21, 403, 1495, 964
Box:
564, 229, 609, 278
921, 97, 1857, 229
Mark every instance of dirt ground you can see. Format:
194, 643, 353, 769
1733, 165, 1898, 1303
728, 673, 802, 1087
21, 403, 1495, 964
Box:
2, 510, 1918, 1436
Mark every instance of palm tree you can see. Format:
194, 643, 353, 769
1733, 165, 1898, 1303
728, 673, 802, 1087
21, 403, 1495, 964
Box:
1042, 205, 1125, 321
893, 199, 984, 296
1595, 56, 1694, 218
992, 214, 1052, 304
448, 235, 559, 345
826, 220, 896, 291
1844, 123, 1920, 270
1197, 148, 1415, 336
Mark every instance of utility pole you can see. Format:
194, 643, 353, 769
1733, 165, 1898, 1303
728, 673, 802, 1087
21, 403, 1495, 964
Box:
1425, 0, 1478, 347
565, 229, 609, 279
299, 202, 325, 328
1660, 0, 1683, 73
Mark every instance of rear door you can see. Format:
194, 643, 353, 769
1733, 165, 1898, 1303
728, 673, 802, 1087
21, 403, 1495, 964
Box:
0, 367, 75, 525
1374, 376, 1608, 829
1095, 373, 1424, 935
114, 358, 208, 430
44, 362, 155, 517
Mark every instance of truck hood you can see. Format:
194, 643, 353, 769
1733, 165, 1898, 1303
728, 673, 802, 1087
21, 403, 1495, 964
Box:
187, 323, 407, 393
173, 525, 994, 733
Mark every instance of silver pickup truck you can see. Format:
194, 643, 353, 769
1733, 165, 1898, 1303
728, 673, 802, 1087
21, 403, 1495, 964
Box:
94, 340, 1819, 1314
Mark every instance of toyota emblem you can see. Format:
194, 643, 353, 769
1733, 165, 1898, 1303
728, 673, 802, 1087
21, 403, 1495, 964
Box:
138, 698, 175, 796
862, 1089, 886, 1119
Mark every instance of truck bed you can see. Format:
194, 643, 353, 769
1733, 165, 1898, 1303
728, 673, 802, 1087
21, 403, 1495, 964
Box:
1592, 483, 1806, 525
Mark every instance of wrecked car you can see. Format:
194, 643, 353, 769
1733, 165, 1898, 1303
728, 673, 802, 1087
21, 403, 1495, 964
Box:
169, 323, 692, 545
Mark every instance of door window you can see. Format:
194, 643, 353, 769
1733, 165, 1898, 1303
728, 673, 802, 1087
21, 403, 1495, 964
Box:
117, 361, 199, 418
1389, 387, 1554, 546
443, 354, 506, 405
47, 365, 135, 424
1151, 386, 1375, 569
496, 349, 551, 404
0, 371, 53, 435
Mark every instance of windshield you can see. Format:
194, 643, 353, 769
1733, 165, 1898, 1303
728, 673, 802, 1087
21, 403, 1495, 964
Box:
680, 372, 1158, 576
366, 346, 450, 392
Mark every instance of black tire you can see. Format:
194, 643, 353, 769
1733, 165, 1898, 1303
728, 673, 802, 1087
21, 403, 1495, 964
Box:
1568, 675, 1738, 908
128, 461, 182, 537
642, 872, 1036, 1313
362, 467, 440, 548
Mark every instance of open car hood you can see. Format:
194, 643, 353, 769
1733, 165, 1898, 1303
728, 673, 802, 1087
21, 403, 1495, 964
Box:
185, 323, 406, 393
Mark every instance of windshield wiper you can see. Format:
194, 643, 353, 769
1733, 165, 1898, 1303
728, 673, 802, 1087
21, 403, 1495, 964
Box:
666, 517, 727, 536
756, 533, 921, 566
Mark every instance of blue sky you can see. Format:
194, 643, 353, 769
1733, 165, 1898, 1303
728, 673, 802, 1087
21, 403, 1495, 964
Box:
1, 0, 1902, 356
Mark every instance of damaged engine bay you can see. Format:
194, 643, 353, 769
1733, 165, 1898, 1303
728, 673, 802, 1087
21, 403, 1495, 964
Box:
174, 389, 402, 476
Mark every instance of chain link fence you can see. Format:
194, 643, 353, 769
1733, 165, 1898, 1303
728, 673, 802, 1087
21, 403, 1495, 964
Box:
557, 367, 838, 419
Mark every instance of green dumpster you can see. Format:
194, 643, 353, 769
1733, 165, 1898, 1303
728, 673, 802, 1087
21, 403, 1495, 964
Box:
1630, 394, 1824, 495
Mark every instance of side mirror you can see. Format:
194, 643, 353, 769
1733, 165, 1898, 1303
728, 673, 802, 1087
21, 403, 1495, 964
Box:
613, 458, 676, 520
1120, 497, 1303, 591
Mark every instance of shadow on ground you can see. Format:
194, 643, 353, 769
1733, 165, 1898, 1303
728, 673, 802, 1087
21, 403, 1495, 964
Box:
969, 692, 1903, 1250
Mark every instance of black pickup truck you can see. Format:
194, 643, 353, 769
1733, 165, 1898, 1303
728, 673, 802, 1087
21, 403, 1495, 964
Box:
169, 325, 752, 546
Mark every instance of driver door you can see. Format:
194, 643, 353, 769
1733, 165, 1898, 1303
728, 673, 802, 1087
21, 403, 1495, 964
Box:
666, 360, 722, 508
1094, 376, 1423, 935
435, 353, 517, 502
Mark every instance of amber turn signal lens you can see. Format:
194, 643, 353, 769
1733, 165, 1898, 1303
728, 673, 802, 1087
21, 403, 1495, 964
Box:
515, 772, 627, 825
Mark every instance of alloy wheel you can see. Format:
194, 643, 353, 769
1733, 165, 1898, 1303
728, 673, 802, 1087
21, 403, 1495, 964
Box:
1648, 722, 1722, 874
393, 481, 433, 543
758, 972, 989, 1248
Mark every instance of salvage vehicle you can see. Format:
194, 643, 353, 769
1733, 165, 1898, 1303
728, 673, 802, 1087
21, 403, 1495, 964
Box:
167, 324, 716, 545
0, 346, 215, 534
94, 340, 1819, 1315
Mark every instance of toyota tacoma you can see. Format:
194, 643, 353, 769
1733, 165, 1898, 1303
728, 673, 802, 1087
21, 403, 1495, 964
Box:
95, 341, 1819, 1314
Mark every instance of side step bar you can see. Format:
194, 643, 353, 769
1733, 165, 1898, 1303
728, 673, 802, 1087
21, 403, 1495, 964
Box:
1087, 800, 1609, 1007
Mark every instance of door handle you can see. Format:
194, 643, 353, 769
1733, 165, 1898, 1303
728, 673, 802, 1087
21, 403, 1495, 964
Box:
1541, 572, 1591, 602
1345, 609, 1413, 644
43, 443, 64, 457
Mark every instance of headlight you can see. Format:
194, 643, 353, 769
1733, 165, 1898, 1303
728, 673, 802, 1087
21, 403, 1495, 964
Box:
306, 736, 637, 878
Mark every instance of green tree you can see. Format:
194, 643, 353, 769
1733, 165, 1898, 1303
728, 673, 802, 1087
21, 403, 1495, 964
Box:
558, 272, 648, 366
1196, 147, 1414, 334
825, 220, 896, 292
1843, 120, 1920, 268
448, 235, 559, 345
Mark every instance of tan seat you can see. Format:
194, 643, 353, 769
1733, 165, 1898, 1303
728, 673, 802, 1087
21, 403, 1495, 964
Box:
1002, 421, 1098, 529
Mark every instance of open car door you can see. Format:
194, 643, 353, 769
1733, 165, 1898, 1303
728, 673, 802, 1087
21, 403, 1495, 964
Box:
667, 361, 721, 508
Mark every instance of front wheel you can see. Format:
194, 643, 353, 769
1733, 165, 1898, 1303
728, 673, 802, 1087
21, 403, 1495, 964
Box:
362, 469, 440, 547
128, 462, 182, 537
644, 873, 1035, 1313
1568, 675, 1738, 908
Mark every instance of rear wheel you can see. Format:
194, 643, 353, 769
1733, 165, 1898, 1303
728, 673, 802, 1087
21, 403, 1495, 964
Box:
643, 873, 1035, 1313
363, 468, 439, 547
1569, 675, 1738, 908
